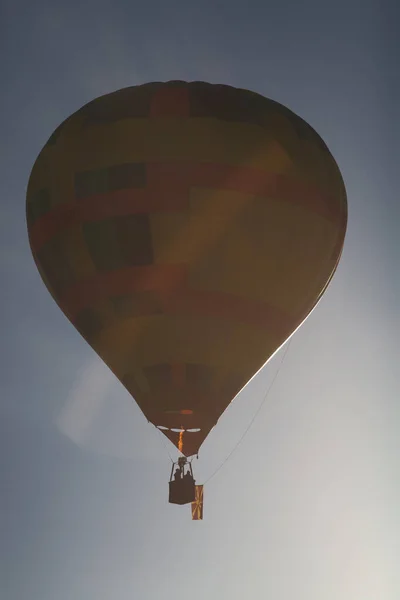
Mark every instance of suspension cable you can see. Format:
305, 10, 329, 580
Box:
203, 341, 291, 485
154, 426, 175, 463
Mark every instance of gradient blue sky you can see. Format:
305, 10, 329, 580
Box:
1, 1, 399, 598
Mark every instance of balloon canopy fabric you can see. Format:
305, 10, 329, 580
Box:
27, 81, 347, 457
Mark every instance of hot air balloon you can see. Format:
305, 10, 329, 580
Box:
27, 81, 347, 508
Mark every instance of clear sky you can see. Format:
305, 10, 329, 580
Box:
1, 0, 399, 599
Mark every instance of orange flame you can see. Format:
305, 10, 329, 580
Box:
178, 428, 184, 453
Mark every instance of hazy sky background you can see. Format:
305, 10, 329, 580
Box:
1, 1, 399, 599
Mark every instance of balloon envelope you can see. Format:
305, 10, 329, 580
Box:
27, 81, 347, 456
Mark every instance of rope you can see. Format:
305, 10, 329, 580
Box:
203, 340, 291, 485
154, 426, 175, 463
